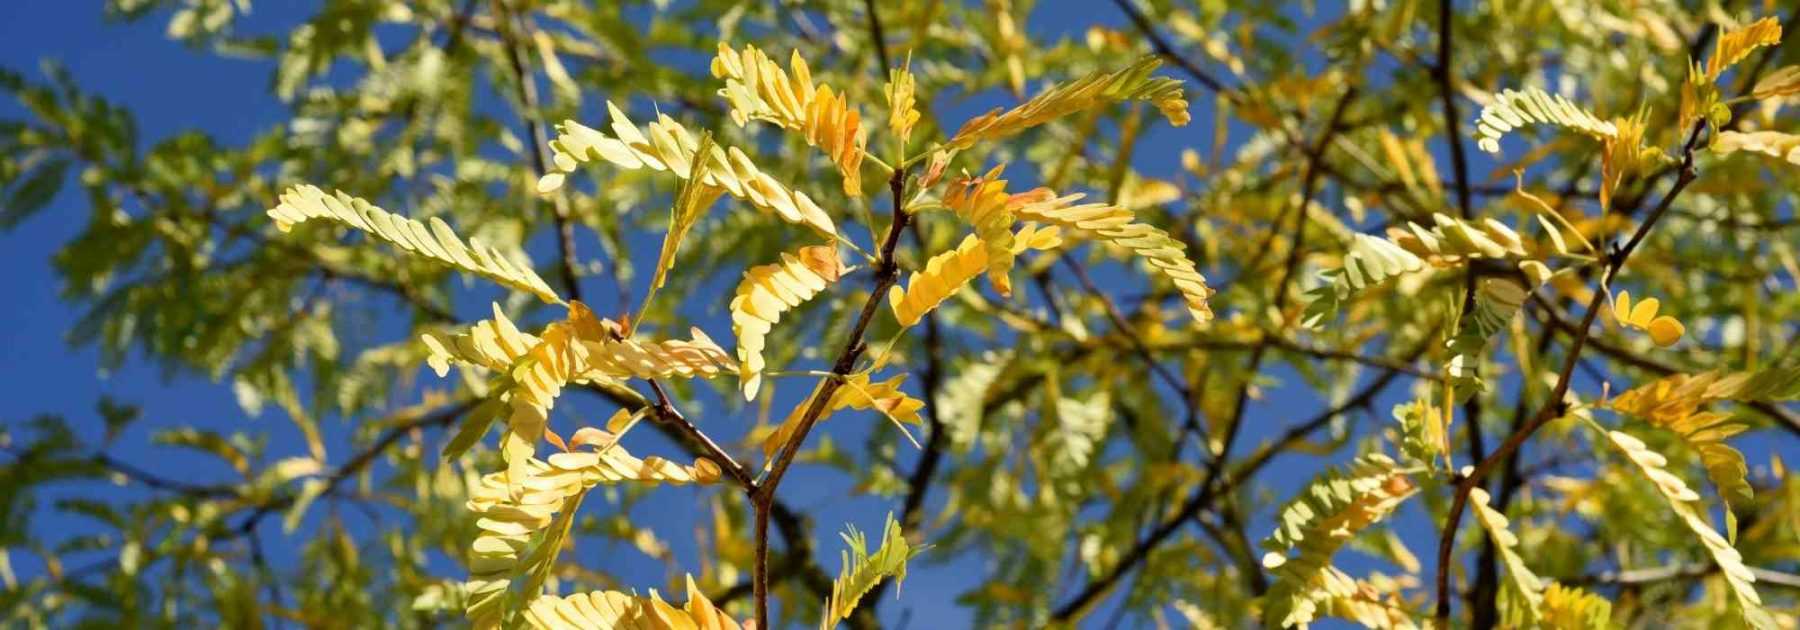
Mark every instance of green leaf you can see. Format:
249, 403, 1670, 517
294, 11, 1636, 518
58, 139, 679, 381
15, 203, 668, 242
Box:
821, 512, 922, 629
0, 157, 67, 229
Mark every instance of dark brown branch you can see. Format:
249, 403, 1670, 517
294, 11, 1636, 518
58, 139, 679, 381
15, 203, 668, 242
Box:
752, 167, 912, 629
490, 0, 584, 304
578, 380, 868, 627
1432, 120, 1707, 625
855, 220, 952, 618
1051, 88, 1358, 621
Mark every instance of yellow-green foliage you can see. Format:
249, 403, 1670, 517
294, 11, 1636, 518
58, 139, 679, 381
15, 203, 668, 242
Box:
820, 513, 921, 629
12, 4, 1800, 630
1259, 454, 1417, 628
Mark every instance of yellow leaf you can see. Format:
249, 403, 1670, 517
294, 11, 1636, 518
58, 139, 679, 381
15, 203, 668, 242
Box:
1627, 295, 1661, 328
943, 165, 1022, 298
543, 102, 836, 235
1712, 130, 1800, 165
649, 131, 724, 293
268, 185, 563, 304
1752, 65, 1800, 99
1707, 17, 1783, 80
885, 59, 921, 144
945, 55, 1189, 151
762, 374, 924, 462
1647, 316, 1685, 347
1009, 191, 1215, 323
731, 245, 849, 400
889, 225, 1063, 327
1611, 290, 1685, 347
712, 43, 869, 196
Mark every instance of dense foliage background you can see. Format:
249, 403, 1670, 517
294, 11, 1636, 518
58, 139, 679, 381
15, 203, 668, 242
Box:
2, 0, 1796, 628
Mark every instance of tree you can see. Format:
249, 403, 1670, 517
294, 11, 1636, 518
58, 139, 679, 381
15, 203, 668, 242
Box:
2, 0, 1797, 628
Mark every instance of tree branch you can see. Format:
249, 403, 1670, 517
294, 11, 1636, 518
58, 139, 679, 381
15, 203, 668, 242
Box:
1051, 89, 1358, 620
752, 167, 912, 629
490, 0, 584, 304
1431, 119, 1707, 625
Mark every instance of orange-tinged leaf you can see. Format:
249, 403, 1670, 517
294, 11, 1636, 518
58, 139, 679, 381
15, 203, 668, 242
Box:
1647, 316, 1685, 347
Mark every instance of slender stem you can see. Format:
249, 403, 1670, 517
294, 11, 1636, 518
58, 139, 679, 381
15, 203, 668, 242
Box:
1050, 88, 1357, 621
1567, 563, 1800, 590
862, 0, 891, 75
1063, 257, 1192, 402
650, 379, 756, 490
753, 167, 912, 629
491, 0, 584, 303
231, 400, 478, 536
1431, 120, 1705, 625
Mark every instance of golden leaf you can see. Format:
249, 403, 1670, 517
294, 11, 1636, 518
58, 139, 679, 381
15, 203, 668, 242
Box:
731, 245, 849, 400
1707, 17, 1783, 79
711, 43, 870, 196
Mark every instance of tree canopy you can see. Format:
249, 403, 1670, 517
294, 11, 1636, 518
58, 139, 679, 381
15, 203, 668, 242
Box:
2, 1, 1797, 628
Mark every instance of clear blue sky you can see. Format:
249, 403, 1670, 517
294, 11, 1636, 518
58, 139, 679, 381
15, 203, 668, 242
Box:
7, 2, 1783, 628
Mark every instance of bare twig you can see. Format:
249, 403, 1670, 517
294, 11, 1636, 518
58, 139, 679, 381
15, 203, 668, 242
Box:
1566, 563, 1800, 590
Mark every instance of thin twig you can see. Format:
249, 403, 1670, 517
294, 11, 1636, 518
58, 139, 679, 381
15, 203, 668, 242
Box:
490, 0, 584, 303
1109, 0, 1233, 96
753, 167, 913, 629
1431, 119, 1707, 625
1050, 88, 1358, 621
1566, 563, 1800, 590
232, 399, 478, 536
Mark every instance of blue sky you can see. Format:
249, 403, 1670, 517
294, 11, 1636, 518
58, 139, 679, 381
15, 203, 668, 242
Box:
6, 2, 1788, 628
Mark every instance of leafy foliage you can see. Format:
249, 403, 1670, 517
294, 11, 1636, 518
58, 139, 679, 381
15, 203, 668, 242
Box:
1540, 583, 1613, 630
821, 514, 920, 630
1474, 87, 1619, 154
943, 55, 1190, 151
1611, 290, 1686, 348
712, 43, 870, 197
1302, 233, 1427, 327
521, 575, 742, 629
764, 374, 925, 461
539, 102, 836, 236
1008, 190, 1214, 323
268, 185, 563, 305
1593, 424, 1777, 629
1467, 488, 1546, 625
730, 245, 849, 400
3, 2, 1797, 629
1603, 368, 1799, 513
1712, 130, 1800, 165
1258, 453, 1417, 628
888, 226, 1061, 326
